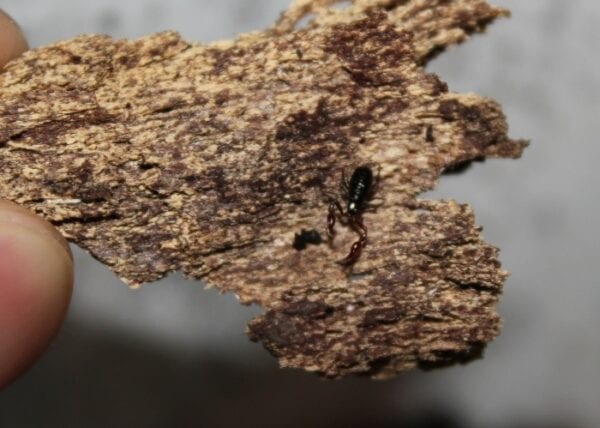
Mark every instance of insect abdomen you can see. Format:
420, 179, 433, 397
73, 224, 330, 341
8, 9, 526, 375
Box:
348, 166, 373, 214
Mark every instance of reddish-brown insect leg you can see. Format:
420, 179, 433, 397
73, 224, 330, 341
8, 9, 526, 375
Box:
338, 216, 368, 266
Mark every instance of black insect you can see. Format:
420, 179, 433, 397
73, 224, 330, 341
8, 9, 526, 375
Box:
327, 165, 377, 266
293, 229, 323, 251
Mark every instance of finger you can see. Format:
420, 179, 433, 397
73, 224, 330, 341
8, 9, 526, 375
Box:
0, 201, 73, 389
0, 8, 28, 68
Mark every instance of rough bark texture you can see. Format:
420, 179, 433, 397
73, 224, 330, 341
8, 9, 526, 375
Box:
0, 0, 527, 378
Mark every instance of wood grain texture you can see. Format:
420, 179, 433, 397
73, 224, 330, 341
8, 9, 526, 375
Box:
0, 0, 526, 378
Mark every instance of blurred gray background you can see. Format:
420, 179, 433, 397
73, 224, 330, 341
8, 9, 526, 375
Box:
0, 1, 598, 427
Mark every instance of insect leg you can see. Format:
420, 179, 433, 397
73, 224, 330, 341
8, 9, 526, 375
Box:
338, 215, 368, 266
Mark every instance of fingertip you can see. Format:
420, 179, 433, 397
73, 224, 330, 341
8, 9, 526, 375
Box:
0, 201, 72, 260
0, 8, 28, 68
0, 202, 73, 389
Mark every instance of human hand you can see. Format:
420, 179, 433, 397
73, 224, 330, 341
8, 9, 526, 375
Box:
0, 9, 73, 389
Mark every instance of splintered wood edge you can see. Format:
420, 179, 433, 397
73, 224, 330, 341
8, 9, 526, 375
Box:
0, 0, 526, 378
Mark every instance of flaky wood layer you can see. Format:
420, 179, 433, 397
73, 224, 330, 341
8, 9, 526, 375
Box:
0, 0, 525, 378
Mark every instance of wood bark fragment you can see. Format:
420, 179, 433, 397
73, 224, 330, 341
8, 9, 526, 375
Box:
0, 0, 527, 378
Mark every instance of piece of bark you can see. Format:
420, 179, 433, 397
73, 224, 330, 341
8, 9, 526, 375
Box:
0, 0, 527, 378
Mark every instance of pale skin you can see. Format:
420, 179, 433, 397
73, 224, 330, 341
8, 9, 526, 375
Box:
0, 9, 73, 389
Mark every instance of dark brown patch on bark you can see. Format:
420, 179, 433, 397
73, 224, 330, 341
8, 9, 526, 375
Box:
324, 12, 413, 86
361, 307, 405, 328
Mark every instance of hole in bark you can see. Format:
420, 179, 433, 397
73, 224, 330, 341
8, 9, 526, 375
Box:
383, 0, 411, 11
292, 229, 323, 250
139, 162, 159, 171
331, 1, 352, 10
154, 105, 176, 114
294, 13, 317, 30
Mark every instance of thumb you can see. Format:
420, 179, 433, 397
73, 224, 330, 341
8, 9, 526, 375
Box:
0, 8, 28, 67
0, 201, 73, 388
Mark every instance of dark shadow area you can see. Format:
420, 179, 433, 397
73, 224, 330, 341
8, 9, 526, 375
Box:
2, 318, 582, 428
0, 319, 465, 428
